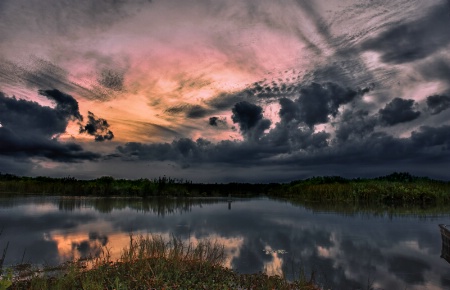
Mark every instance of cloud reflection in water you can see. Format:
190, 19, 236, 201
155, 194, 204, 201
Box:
0, 196, 449, 289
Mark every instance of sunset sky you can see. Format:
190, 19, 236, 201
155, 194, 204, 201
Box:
1, 0, 450, 181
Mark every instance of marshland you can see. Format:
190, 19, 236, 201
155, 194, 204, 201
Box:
1, 172, 450, 289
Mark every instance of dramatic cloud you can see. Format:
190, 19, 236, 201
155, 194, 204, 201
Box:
263, 124, 330, 151
117, 138, 290, 166
38, 89, 83, 121
361, 2, 450, 64
335, 109, 377, 142
276, 82, 363, 128
115, 124, 450, 172
278, 98, 298, 123
1, 0, 450, 180
0, 91, 99, 161
112, 75, 450, 179
231, 101, 271, 140
117, 138, 208, 162
379, 98, 421, 126
1, 90, 80, 137
426, 94, 450, 115
410, 125, 450, 150
79, 111, 114, 142
416, 55, 450, 85
231, 102, 265, 132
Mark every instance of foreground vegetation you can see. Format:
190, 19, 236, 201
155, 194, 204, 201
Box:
1, 235, 318, 290
1, 172, 450, 206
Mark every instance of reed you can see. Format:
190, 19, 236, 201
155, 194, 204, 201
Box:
6, 234, 318, 290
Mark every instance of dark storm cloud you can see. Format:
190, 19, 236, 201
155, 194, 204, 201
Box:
117, 139, 190, 161
297, 82, 360, 127
231, 101, 271, 140
417, 55, 450, 84
0, 91, 100, 161
231, 101, 265, 132
79, 111, 114, 142
1, 90, 79, 137
276, 82, 363, 128
426, 94, 450, 115
379, 98, 421, 126
0, 156, 34, 176
361, 2, 450, 64
263, 124, 330, 151
410, 125, 450, 149
115, 76, 450, 170
38, 89, 83, 121
111, 72, 450, 179
117, 138, 283, 165
0, 130, 100, 162
115, 124, 450, 172
315, 125, 450, 166
335, 109, 378, 142
263, 95, 333, 149
117, 143, 161, 161
278, 98, 298, 123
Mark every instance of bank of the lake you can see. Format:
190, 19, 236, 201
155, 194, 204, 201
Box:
2, 235, 318, 290
1, 172, 450, 207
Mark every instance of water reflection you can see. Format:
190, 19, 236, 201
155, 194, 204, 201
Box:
0, 196, 449, 289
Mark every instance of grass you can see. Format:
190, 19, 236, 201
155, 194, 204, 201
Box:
4, 235, 318, 290
275, 174, 450, 205
1, 172, 450, 207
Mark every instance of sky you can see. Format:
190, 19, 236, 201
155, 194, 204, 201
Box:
1, 0, 450, 182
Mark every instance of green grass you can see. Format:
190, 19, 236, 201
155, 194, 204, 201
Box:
275, 174, 450, 205
2, 172, 450, 206
0, 174, 270, 197
5, 235, 318, 290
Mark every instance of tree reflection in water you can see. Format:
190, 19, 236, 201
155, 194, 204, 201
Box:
0, 196, 449, 289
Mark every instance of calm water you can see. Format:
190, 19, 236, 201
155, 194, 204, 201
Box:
0, 196, 449, 289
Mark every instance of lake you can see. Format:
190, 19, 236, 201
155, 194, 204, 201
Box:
0, 196, 449, 289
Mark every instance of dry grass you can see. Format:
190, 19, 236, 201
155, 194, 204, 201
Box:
5, 234, 319, 290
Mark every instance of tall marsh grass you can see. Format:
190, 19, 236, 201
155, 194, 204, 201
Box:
280, 179, 450, 205
6, 234, 318, 290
